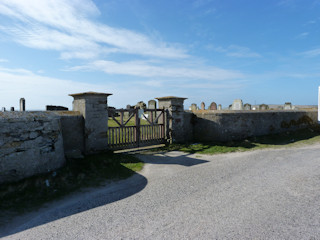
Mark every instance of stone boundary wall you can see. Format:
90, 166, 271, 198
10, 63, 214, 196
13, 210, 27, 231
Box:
191, 110, 318, 142
0, 111, 84, 184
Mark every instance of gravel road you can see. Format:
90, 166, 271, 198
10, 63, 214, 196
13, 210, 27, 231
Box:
1, 144, 320, 239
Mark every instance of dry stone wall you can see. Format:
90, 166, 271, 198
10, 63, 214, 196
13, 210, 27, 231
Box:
192, 110, 318, 142
0, 112, 66, 184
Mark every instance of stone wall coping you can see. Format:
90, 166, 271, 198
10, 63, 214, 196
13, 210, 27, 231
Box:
155, 96, 187, 100
69, 91, 112, 97
0, 111, 82, 119
191, 109, 317, 114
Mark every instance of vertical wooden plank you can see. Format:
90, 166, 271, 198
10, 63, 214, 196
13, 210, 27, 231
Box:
121, 126, 124, 146
112, 128, 114, 146
135, 108, 140, 147
162, 109, 165, 140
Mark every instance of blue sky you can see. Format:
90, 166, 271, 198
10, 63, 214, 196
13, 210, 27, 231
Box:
0, 0, 319, 110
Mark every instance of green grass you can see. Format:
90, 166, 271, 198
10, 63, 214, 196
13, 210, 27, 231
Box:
162, 127, 320, 155
0, 152, 143, 224
108, 117, 149, 127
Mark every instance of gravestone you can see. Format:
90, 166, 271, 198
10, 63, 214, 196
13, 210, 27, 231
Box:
201, 102, 205, 110
228, 104, 232, 110
190, 103, 197, 112
148, 100, 156, 109
231, 99, 244, 110
209, 102, 217, 110
20, 98, 25, 111
148, 100, 157, 121
124, 105, 134, 119
2, 107, 6, 112
284, 102, 292, 110
10, 107, 14, 111
259, 104, 269, 110
244, 103, 251, 110
218, 104, 222, 110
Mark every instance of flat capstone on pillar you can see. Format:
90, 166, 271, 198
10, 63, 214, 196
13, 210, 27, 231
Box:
69, 91, 112, 154
155, 96, 187, 143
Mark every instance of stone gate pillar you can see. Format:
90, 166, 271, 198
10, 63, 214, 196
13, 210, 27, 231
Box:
69, 92, 112, 154
156, 96, 187, 143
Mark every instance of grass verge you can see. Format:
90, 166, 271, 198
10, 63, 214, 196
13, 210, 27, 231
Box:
162, 127, 320, 155
0, 152, 143, 224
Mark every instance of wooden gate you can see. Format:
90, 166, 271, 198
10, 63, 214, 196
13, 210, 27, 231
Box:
107, 108, 166, 150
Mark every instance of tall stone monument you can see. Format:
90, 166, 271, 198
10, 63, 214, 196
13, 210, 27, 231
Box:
20, 98, 25, 111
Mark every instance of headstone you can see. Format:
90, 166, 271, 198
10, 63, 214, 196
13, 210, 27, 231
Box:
148, 100, 157, 109
124, 105, 132, 119
244, 103, 251, 110
218, 104, 222, 110
228, 104, 232, 110
190, 103, 197, 111
10, 107, 14, 111
148, 100, 157, 121
201, 102, 205, 110
231, 99, 244, 110
209, 102, 217, 110
2, 107, 6, 112
20, 98, 25, 111
284, 102, 292, 110
259, 104, 269, 110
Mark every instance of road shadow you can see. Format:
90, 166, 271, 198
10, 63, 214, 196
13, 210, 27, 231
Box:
0, 167, 147, 238
0, 150, 209, 238
138, 151, 209, 167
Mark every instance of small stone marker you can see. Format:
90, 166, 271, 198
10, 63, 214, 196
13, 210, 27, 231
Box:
231, 99, 244, 110
10, 107, 14, 111
284, 102, 292, 110
190, 103, 197, 111
209, 102, 217, 110
244, 103, 251, 110
201, 102, 205, 110
1, 107, 6, 112
218, 104, 222, 110
259, 104, 269, 110
20, 98, 25, 111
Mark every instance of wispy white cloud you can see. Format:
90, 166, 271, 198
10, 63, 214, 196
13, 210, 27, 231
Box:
0, 65, 245, 110
295, 32, 309, 39
301, 48, 320, 57
0, 58, 8, 62
68, 60, 244, 80
211, 45, 261, 58
0, 0, 188, 60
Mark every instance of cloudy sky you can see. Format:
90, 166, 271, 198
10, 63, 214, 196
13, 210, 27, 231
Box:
0, 0, 319, 110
